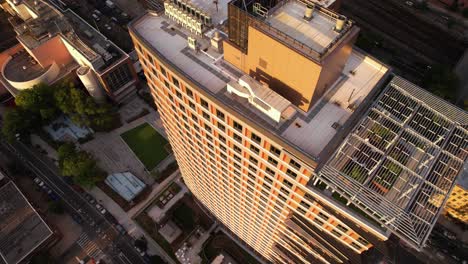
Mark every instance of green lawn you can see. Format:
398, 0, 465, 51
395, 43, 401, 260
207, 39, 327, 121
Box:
121, 123, 168, 170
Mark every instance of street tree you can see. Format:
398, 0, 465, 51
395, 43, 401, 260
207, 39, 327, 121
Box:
1, 108, 40, 141
58, 143, 105, 188
15, 83, 58, 122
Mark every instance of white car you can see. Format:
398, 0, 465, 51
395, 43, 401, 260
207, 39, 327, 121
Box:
100, 208, 106, 214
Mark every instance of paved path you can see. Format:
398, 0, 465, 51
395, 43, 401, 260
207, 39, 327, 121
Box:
81, 97, 167, 185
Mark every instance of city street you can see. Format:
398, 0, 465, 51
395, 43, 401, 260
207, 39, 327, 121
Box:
0, 139, 148, 264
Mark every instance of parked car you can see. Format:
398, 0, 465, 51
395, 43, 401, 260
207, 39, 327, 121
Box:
92, 13, 101, 22
116, 224, 126, 234
84, 193, 96, 204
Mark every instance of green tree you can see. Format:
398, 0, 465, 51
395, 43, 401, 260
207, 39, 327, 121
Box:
53, 82, 75, 114
57, 143, 105, 188
15, 83, 58, 122
1, 108, 40, 141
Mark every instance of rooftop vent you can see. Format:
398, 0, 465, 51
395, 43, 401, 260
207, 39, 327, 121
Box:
334, 15, 346, 32
304, 4, 314, 21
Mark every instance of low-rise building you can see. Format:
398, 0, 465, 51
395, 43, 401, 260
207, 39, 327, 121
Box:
0, 0, 138, 102
0, 181, 54, 264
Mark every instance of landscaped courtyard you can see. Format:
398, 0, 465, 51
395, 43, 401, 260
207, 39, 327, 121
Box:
121, 123, 169, 170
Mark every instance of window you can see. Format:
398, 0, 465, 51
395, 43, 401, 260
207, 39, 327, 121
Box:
191, 114, 198, 122
249, 156, 258, 165
234, 145, 242, 154
283, 179, 293, 188
160, 66, 166, 77
290, 159, 301, 170
318, 212, 329, 221
203, 111, 210, 121
233, 134, 242, 143
264, 176, 273, 184
248, 165, 257, 173
217, 122, 225, 131
201, 98, 209, 109
234, 155, 241, 162
300, 200, 310, 210
164, 80, 170, 88
189, 101, 195, 110
280, 187, 290, 196
250, 145, 260, 154
351, 242, 361, 250
266, 167, 275, 176
219, 135, 226, 143
251, 133, 261, 144
172, 77, 180, 88
248, 173, 256, 181
270, 145, 281, 156
233, 121, 243, 132
268, 156, 278, 166
216, 109, 225, 120
331, 229, 342, 237
337, 224, 348, 233
179, 104, 185, 112
205, 124, 212, 132
176, 91, 182, 99
234, 163, 241, 170
357, 237, 369, 245
220, 145, 226, 151
186, 89, 193, 98
286, 169, 297, 178
105, 64, 133, 91
313, 217, 324, 226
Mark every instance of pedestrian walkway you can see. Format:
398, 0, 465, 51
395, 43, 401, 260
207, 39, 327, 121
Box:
76, 233, 105, 261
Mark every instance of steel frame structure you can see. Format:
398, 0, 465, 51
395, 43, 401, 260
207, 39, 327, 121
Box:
319, 77, 468, 248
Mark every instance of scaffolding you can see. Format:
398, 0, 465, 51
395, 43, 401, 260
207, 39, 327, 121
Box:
319, 76, 468, 248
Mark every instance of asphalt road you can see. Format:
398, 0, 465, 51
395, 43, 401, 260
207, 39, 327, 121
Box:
0, 139, 148, 264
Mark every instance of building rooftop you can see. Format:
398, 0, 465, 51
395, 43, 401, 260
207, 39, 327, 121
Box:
0, 182, 53, 264
265, 1, 341, 54
105, 172, 146, 202
3, 50, 49, 82
131, 12, 388, 161
11, 0, 127, 73
319, 76, 468, 248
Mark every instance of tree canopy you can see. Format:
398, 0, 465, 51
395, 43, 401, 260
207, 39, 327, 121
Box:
1, 108, 40, 141
15, 83, 59, 122
2, 81, 120, 141
57, 143, 105, 188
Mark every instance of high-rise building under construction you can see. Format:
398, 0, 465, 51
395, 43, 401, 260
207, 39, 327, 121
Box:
129, 0, 468, 262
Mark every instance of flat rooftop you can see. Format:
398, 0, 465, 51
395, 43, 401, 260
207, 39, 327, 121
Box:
0, 182, 53, 264
266, 1, 340, 53
12, 0, 126, 73
3, 51, 49, 82
187, 0, 231, 25
131, 13, 388, 160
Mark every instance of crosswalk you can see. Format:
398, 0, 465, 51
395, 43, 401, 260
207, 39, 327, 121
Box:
76, 233, 105, 261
